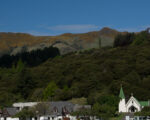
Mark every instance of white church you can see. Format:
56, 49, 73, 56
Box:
119, 87, 150, 113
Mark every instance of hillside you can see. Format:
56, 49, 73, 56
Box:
0, 41, 150, 107
31, 44, 150, 100
0, 30, 150, 118
0, 27, 120, 55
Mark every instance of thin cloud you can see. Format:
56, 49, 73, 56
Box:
48, 24, 98, 30
27, 31, 56, 36
43, 24, 100, 33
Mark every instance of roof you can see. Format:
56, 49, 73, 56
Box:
49, 101, 74, 115
129, 97, 149, 107
119, 86, 125, 99
133, 97, 149, 107
3, 108, 19, 117
49, 101, 91, 115
12, 101, 91, 116
13, 102, 38, 107
139, 101, 149, 106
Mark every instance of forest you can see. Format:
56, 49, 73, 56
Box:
0, 29, 150, 118
0, 46, 60, 67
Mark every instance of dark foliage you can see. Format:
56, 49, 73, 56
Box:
0, 44, 150, 106
114, 28, 150, 47
135, 107, 150, 116
0, 46, 60, 67
114, 33, 135, 47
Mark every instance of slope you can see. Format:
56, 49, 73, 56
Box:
0, 27, 120, 56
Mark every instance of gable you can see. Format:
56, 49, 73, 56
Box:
126, 96, 141, 107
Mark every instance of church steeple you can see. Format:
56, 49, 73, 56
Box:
119, 86, 125, 99
119, 86, 126, 112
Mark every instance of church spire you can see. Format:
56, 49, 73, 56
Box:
119, 86, 125, 99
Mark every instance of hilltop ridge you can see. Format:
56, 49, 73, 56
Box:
0, 27, 120, 56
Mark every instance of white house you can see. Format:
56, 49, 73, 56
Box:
13, 102, 38, 111
119, 87, 150, 113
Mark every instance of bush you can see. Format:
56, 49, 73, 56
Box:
135, 107, 150, 116
14, 108, 34, 120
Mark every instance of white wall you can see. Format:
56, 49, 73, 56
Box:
39, 116, 63, 120
40, 116, 49, 120
119, 98, 126, 112
67, 115, 76, 120
8, 118, 19, 120
70, 116, 76, 120
0, 117, 19, 120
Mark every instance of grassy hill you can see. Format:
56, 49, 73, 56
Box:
0, 27, 120, 55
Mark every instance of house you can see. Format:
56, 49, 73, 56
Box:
11, 101, 91, 120
0, 108, 19, 120
119, 86, 150, 113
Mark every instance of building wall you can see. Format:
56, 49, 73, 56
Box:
119, 99, 126, 112
32, 116, 76, 120
126, 97, 141, 112
0, 117, 19, 120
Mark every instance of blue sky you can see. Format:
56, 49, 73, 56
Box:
0, 0, 150, 36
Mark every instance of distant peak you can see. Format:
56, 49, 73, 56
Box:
101, 27, 112, 30
100, 27, 118, 32
99, 27, 119, 36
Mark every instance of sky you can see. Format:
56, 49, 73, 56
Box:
0, 0, 150, 36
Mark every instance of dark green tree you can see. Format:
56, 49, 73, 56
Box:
114, 33, 134, 47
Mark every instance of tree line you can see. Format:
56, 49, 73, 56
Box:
0, 46, 60, 67
114, 28, 150, 47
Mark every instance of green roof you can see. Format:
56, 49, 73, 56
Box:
132, 96, 149, 107
139, 101, 149, 106
119, 87, 125, 99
